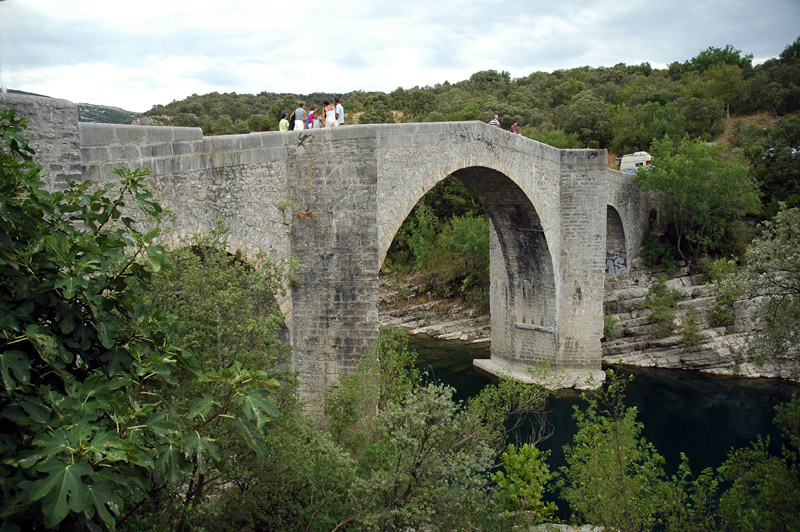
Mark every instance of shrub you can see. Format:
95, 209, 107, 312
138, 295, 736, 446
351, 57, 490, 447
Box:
642, 235, 680, 273
604, 309, 621, 341
707, 259, 742, 327
644, 277, 683, 338
681, 311, 707, 347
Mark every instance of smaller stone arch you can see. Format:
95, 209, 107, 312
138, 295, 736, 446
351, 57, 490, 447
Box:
648, 208, 660, 234
606, 205, 627, 275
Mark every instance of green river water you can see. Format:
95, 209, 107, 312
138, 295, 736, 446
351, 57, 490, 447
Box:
408, 334, 800, 477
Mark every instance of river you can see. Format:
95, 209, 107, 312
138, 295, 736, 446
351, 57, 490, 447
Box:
408, 334, 800, 478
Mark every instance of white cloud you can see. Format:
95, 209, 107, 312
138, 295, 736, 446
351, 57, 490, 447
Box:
1, 0, 798, 111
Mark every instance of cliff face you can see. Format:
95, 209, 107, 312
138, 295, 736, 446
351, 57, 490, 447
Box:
378, 275, 491, 343
379, 264, 799, 382
602, 261, 798, 380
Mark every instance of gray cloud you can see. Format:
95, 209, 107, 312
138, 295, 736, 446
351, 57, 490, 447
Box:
2, 0, 797, 111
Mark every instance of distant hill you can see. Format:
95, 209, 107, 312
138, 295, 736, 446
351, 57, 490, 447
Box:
77, 104, 138, 124
5, 89, 138, 124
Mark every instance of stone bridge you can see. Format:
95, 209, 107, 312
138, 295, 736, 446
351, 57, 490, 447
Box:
3, 93, 651, 406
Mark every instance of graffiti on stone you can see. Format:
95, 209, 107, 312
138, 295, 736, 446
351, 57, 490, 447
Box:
606, 253, 627, 275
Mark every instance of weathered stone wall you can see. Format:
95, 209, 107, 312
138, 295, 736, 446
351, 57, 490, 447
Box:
0, 93, 82, 185
78, 123, 292, 262
2, 93, 651, 404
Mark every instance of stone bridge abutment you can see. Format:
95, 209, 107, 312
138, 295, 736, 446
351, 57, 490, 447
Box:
3, 93, 650, 407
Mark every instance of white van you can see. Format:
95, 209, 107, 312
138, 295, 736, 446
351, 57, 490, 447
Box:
619, 151, 652, 173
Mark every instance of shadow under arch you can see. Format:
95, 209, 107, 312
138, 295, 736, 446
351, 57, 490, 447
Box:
380, 164, 558, 368
605, 205, 627, 275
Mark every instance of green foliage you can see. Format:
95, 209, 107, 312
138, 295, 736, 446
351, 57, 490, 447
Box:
125, 223, 294, 528
197, 398, 357, 532
603, 308, 621, 341
387, 179, 491, 310
644, 277, 683, 338
0, 109, 278, 530
323, 348, 380, 457
464, 375, 551, 454
147, 222, 292, 377
750, 113, 800, 218
707, 258, 742, 327
492, 443, 557, 524
440, 213, 490, 306
717, 395, 800, 531
734, 206, 800, 363
680, 311, 706, 347
521, 126, 582, 148
323, 328, 420, 456
374, 327, 421, 407
560, 371, 668, 532
662, 454, 719, 532
685, 44, 754, 73
641, 234, 680, 272
406, 203, 440, 271
352, 383, 496, 531
320, 327, 550, 531
357, 94, 396, 124
635, 136, 761, 266
557, 89, 612, 147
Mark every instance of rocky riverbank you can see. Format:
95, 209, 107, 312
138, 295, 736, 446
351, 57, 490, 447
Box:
378, 263, 799, 382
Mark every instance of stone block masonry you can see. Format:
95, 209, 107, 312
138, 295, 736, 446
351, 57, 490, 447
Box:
3, 93, 651, 408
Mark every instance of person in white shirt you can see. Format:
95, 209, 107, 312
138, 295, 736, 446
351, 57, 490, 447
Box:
489, 114, 500, 127
334, 97, 345, 126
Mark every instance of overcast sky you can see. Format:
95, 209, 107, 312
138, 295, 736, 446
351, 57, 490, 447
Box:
1, 0, 798, 113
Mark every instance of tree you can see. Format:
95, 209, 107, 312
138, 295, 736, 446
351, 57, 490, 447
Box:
320, 327, 551, 531
0, 109, 277, 530
126, 224, 294, 528
560, 372, 668, 532
707, 63, 746, 118
351, 383, 496, 531
405, 203, 441, 271
440, 213, 490, 306
717, 394, 800, 531
684, 44, 753, 74
357, 95, 396, 124
635, 136, 761, 267
557, 90, 611, 147
729, 207, 800, 363
492, 443, 557, 525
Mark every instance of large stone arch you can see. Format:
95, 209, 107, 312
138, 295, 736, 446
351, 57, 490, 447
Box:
377, 164, 559, 368
375, 123, 562, 269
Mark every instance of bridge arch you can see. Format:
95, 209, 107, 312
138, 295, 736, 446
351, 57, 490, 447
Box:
605, 205, 627, 275
379, 165, 559, 368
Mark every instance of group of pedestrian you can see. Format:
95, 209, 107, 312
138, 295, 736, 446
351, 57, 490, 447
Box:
279, 97, 345, 131
488, 113, 522, 135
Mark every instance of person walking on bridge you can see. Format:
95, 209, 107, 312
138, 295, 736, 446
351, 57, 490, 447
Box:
294, 102, 307, 130
489, 114, 500, 127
